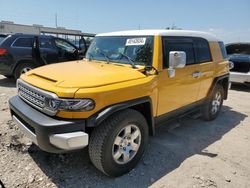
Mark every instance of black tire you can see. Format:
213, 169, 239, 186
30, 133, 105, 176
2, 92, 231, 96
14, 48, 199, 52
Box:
202, 84, 224, 121
14, 62, 35, 80
89, 109, 148, 177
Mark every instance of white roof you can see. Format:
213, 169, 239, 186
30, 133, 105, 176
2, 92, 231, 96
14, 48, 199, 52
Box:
97, 30, 219, 42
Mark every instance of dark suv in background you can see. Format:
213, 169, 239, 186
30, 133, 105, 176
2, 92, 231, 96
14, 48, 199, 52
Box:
0, 33, 87, 79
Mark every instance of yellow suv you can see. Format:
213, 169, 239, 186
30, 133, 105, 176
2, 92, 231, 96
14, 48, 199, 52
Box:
9, 30, 230, 177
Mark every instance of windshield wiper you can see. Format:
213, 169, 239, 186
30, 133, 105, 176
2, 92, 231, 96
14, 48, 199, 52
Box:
118, 52, 137, 69
97, 49, 110, 63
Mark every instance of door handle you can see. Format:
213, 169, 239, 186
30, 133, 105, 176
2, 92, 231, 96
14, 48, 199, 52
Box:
192, 71, 202, 78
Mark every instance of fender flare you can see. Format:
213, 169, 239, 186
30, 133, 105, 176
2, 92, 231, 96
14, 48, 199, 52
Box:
208, 74, 230, 100
86, 96, 155, 135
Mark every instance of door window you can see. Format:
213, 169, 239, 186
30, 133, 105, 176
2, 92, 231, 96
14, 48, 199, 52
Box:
12, 37, 33, 48
219, 42, 228, 59
193, 38, 212, 63
39, 38, 54, 49
163, 38, 195, 68
55, 38, 76, 53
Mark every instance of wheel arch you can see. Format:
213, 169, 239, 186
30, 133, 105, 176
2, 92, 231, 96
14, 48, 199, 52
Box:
12, 59, 38, 74
208, 74, 229, 100
86, 96, 155, 136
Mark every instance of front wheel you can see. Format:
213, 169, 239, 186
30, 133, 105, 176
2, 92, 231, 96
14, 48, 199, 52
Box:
202, 84, 224, 121
89, 109, 148, 177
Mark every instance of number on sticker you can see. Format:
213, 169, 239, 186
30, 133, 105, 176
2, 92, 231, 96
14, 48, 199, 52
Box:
126, 38, 146, 46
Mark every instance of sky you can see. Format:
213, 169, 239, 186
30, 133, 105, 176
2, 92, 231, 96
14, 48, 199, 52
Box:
0, 0, 250, 43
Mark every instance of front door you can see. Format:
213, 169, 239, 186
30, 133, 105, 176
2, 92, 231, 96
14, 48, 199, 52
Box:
157, 36, 201, 116
54, 38, 78, 62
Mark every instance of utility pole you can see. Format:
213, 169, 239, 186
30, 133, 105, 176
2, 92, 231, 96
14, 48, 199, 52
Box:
55, 13, 58, 28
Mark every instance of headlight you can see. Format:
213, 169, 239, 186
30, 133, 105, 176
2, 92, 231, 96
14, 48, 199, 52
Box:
229, 61, 234, 70
45, 98, 95, 112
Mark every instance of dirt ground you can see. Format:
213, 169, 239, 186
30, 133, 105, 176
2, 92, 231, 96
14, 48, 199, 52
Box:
0, 75, 249, 188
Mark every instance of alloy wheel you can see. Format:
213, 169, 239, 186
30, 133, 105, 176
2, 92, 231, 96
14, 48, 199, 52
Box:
112, 124, 141, 164
211, 91, 222, 114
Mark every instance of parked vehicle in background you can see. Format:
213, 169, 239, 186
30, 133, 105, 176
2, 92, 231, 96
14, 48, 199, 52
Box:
0, 34, 8, 44
9, 30, 229, 176
0, 33, 87, 79
226, 43, 250, 86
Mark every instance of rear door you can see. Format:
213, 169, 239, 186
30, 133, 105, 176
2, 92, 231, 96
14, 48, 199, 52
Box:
157, 37, 201, 115
193, 38, 214, 100
11, 36, 34, 68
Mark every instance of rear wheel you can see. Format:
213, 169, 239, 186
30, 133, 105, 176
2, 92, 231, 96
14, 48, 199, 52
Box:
14, 63, 35, 79
89, 109, 148, 177
202, 84, 224, 121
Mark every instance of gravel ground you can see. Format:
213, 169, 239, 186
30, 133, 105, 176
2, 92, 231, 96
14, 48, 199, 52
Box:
0, 75, 249, 188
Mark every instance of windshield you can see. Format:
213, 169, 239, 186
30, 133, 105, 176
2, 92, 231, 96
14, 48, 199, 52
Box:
86, 36, 154, 66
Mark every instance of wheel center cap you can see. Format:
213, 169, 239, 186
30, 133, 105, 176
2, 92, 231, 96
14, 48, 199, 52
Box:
121, 139, 128, 147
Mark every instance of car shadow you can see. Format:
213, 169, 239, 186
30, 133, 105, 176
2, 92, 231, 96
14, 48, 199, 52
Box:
230, 83, 250, 92
28, 105, 247, 188
0, 77, 16, 88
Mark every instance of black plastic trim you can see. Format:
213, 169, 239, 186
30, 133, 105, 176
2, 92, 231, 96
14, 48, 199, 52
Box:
209, 74, 229, 100
9, 96, 85, 153
86, 96, 155, 135
154, 99, 205, 126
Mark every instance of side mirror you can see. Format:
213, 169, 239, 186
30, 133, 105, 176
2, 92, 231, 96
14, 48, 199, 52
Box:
168, 51, 186, 78
169, 51, 186, 68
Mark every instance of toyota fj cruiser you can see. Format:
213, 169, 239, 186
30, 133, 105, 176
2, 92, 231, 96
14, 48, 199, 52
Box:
9, 30, 230, 177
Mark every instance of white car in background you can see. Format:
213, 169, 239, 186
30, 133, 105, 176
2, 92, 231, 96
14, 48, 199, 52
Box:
226, 43, 250, 86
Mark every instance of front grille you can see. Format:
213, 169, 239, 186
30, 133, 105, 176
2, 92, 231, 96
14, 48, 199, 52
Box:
17, 79, 58, 116
231, 61, 250, 73
18, 83, 46, 108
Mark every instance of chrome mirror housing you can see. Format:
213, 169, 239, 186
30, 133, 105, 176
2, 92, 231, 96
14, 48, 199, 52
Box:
168, 51, 186, 78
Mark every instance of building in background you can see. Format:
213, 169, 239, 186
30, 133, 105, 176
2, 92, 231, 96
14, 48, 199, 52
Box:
0, 21, 95, 47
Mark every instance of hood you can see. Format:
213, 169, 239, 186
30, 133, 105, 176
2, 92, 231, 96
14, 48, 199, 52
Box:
24, 60, 146, 88
228, 54, 250, 63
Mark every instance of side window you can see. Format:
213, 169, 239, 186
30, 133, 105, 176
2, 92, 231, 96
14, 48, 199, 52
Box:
163, 38, 195, 68
219, 42, 228, 59
55, 39, 76, 53
194, 38, 212, 63
12, 37, 33, 48
39, 38, 54, 49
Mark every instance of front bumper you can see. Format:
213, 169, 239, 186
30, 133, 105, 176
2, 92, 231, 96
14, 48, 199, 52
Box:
230, 71, 250, 84
9, 96, 88, 153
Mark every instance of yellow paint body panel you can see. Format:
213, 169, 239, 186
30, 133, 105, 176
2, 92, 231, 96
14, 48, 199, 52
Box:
157, 63, 201, 115
20, 36, 229, 119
